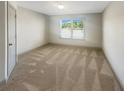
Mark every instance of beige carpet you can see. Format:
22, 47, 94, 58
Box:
0, 44, 122, 91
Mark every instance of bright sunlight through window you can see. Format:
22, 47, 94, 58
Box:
60, 18, 85, 40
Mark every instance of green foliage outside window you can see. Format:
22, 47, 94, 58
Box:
62, 22, 72, 28
61, 19, 83, 29
72, 21, 83, 28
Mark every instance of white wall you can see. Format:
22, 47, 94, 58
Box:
48, 13, 102, 48
17, 7, 49, 54
103, 2, 124, 89
9, 1, 18, 10
0, 1, 7, 83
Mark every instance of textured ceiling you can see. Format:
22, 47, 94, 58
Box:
17, 1, 111, 15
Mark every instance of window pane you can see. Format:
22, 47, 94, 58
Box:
61, 19, 72, 29
72, 29, 84, 39
60, 29, 71, 38
72, 19, 83, 29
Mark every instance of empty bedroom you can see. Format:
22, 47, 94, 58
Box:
0, 1, 124, 91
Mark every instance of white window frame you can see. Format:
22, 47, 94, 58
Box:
60, 18, 85, 40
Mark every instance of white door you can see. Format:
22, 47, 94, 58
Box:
7, 4, 16, 77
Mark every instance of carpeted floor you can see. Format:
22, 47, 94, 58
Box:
0, 44, 122, 91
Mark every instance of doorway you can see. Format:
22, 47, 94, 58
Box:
7, 3, 17, 78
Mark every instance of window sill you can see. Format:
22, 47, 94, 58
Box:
59, 37, 86, 41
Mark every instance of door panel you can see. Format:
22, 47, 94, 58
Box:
7, 4, 16, 77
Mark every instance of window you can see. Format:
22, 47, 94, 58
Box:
60, 18, 85, 40
60, 19, 72, 38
